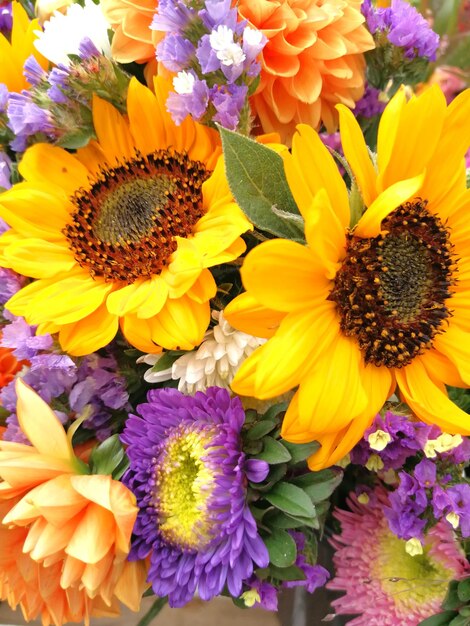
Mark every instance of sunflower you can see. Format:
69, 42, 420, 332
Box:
0, 77, 251, 356
225, 85, 470, 469
0, 2, 47, 93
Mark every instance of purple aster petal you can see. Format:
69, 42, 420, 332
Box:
245, 458, 269, 483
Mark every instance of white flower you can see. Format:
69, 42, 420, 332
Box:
209, 25, 234, 51
405, 538, 423, 557
34, 0, 111, 66
173, 71, 195, 95
139, 310, 266, 393
367, 429, 392, 452
210, 25, 246, 67
243, 26, 264, 47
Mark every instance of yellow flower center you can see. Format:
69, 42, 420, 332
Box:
155, 426, 215, 550
373, 529, 453, 612
329, 200, 456, 368
64, 150, 209, 284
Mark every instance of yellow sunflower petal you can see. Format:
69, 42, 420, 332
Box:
92, 95, 135, 163
376, 88, 407, 183
229, 343, 268, 398
164, 237, 203, 299
19, 144, 90, 195
419, 348, 467, 388
58, 303, 119, 356
396, 357, 470, 435
186, 268, 217, 303
120, 315, 163, 354
354, 171, 425, 238
240, 239, 330, 313
253, 302, 338, 397
106, 276, 168, 318
23, 272, 113, 326
3, 237, 75, 278
126, 77, 166, 155
283, 124, 350, 226
432, 324, 470, 385
337, 103, 377, 207
224, 292, 286, 338
0, 183, 71, 241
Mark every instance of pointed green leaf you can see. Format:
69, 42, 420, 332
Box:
265, 482, 316, 518
263, 528, 297, 567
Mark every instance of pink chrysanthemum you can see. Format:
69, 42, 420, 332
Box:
328, 488, 470, 626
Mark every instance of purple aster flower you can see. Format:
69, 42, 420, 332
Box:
0, 2, 12, 35
211, 83, 248, 130
0, 152, 11, 190
122, 387, 270, 608
156, 33, 195, 72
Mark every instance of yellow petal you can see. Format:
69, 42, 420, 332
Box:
66, 503, 115, 564
396, 357, 470, 435
106, 276, 167, 318
3, 237, 75, 278
186, 268, 217, 304
224, 292, 286, 338
15, 379, 75, 463
376, 88, 407, 182
92, 95, 134, 164
126, 76, 165, 155
164, 237, 203, 299
58, 302, 119, 356
120, 314, 164, 354
240, 239, 330, 313
337, 103, 377, 207
354, 171, 425, 238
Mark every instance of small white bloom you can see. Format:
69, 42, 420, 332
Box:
139, 311, 266, 394
424, 433, 463, 458
216, 42, 246, 67
405, 538, 423, 557
368, 429, 392, 452
423, 440, 438, 458
365, 454, 384, 472
209, 25, 234, 51
173, 71, 195, 95
243, 26, 264, 47
34, 0, 111, 66
446, 512, 460, 530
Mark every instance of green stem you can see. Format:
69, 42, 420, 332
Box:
136, 597, 168, 626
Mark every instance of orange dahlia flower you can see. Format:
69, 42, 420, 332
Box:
101, 0, 161, 64
238, 0, 374, 142
0, 342, 25, 388
0, 380, 146, 625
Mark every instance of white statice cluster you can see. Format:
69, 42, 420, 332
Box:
34, 0, 112, 65
139, 310, 266, 394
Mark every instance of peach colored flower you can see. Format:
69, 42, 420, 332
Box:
238, 0, 375, 142
101, 0, 161, 64
0, 380, 147, 625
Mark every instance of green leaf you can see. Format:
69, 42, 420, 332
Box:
268, 564, 306, 582
264, 509, 318, 530
291, 469, 343, 503
444, 582, 462, 611
56, 128, 94, 150
253, 463, 287, 491
281, 440, 320, 464
246, 419, 278, 441
458, 579, 470, 603
265, 482, 316, 518
136, 597, 168, 626
261, 402, 289, 421
449, 615, 470, 626
89, 434, 126, 478
257, 437, 292, 464
418, 612, 459, 626
263, 528, 297, 567
219, 126, 304, 241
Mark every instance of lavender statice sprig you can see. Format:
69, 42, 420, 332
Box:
152, 0, 266, 132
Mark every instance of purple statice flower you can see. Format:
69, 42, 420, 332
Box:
385, 472, 428, 540
7, 91, 57, 150
211, 83, 248, 130
284, 532, 330, 593
157, 33, 195, 72
47, 65, 70, 104
354, 84, 386, 118
0, 268, 22, 303
69, 354, 129, 441
242, 578, 278, 611
414, 458, 437, 489
432, 484, 470, 537
199, 0, 239, 32
0, 83, 8, 112
78, 36, 101, 59
362, 0, 439, 61
350, 410, 431, 470
152, 0, 193, 33
0, 316, 53, 359
167, 71, 210, 124
23, 55, 47, 87
0, 2, 12, 35
122, 387, 270, 608
0, 151, 11, 190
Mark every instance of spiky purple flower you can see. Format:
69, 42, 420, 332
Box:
122, 387, 270, 608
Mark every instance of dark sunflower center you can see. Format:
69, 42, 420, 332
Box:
64, 150, 209, 284
329, 200, 456, 368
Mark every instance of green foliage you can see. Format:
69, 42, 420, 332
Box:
89, 434, 129, 479
256, 437, 292, 464
262, 528, 298, 567
419, 577, 470, 626
219, 126, 304, 242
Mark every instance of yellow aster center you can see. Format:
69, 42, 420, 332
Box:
155, 427, 215, 550
373, 529, 454, 612
64, 150, 209, 284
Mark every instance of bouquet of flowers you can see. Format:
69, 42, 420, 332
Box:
0, 0, 469, 624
